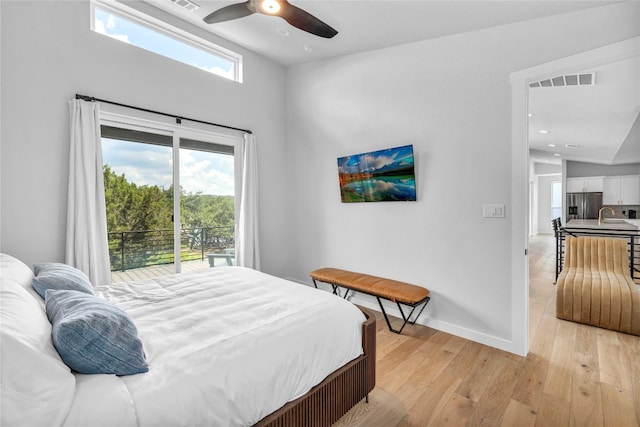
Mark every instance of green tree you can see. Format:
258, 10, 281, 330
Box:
103, 165, 172, 232
103, 164, 235, 269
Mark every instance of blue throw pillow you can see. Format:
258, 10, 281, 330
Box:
45, 289, 148, 376
32, 263, 94, 299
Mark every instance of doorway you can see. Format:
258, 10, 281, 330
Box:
512, 37, 639, 355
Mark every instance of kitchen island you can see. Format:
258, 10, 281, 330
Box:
564, 218, 639, 232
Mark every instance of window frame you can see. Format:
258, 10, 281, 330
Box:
100, 109, 242, 274
90, 0, 243, 83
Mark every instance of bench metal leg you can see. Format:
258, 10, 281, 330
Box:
405, 297, 430, 325
376, 296, 430, 334
312, 279, 351, 299
312, 278, 430, 334
332, 285, 350, 299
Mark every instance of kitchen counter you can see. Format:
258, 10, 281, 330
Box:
565, 219, 639, 232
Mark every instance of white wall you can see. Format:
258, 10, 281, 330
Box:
0, 1, 288, 276
566, 160, 640, 177
534, 163, 562, 176
285, 2, 639, 353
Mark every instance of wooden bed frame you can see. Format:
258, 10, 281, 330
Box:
255, 306, 377, 427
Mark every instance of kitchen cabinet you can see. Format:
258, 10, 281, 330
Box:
566, 176, 604, 193
603, 175, 640, 205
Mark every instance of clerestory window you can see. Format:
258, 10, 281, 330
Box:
90, 0, 242, 82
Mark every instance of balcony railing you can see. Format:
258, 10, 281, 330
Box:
108, 226, 234, 272
554, 225, 639, 283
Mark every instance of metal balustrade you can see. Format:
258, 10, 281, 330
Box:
108, 226, 235, 272
553, 223, 640, 283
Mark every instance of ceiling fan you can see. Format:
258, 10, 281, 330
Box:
203, 0, 338, 38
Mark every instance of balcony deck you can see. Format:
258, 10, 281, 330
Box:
110, 259, 211, 283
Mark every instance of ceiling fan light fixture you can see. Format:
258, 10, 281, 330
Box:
260, 0, 281, 15
203, 0, 337, 39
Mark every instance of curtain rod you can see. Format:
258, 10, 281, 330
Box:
75, 94, 252, 135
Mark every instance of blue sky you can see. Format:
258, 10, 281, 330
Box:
102, 139, 235, 196
94, 6, 235, 80
338, 145, 415, 175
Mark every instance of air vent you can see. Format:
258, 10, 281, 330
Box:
169, 0, 200, 12
529, 72, 596, 88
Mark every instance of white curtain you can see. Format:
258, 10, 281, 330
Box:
235, 133, 261, 269
66, 99, 111, 286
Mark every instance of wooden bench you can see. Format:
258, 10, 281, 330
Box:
310, 267, 431, 334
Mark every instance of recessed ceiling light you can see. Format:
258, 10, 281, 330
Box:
539, 130, 550, 134
528, 113, 534, 117
564, 144, 580, 148
554, 153, 561, 156
276, 28, 290, 37
303, 44, 313, 53
547, 144, 556, 147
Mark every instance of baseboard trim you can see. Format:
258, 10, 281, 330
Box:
289, 277, 518, 355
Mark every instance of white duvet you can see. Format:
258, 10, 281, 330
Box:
62, 267, 365, 427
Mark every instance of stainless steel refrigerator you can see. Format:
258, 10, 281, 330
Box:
566, 192, 603, 220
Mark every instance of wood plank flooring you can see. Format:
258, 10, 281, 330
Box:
334, 235, 640, 427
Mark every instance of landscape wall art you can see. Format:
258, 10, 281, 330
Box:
337, 145, 417, 203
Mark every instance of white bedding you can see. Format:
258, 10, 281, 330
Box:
62, 267, 365, 427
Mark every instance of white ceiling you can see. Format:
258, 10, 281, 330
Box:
141, 0, 639, 166
528, 56, 640, 166
145, 0, 620, 66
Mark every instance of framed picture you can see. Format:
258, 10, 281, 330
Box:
337, 145, 416, 203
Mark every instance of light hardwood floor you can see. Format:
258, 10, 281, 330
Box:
335, 235, 640, 427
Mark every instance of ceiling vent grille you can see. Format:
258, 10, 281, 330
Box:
169, 0, 200, 12
529, 72, 596, 88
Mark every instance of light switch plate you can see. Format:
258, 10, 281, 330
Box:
483, 204, 505, 218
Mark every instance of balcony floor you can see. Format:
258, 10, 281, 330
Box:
110, 259, 211, 283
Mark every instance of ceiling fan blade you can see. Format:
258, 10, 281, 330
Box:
203, 2, 255, 24
279, 2, 338, 38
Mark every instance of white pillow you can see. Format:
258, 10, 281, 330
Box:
0, 253, 34, 288
0, 277, 76, 427
0, 253, 44, 308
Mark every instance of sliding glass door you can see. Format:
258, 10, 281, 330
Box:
100, 120, 236, 279
178, 139, 235, 270
102, 126, 175, 274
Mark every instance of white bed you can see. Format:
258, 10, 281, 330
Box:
0, 254, 374, 427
